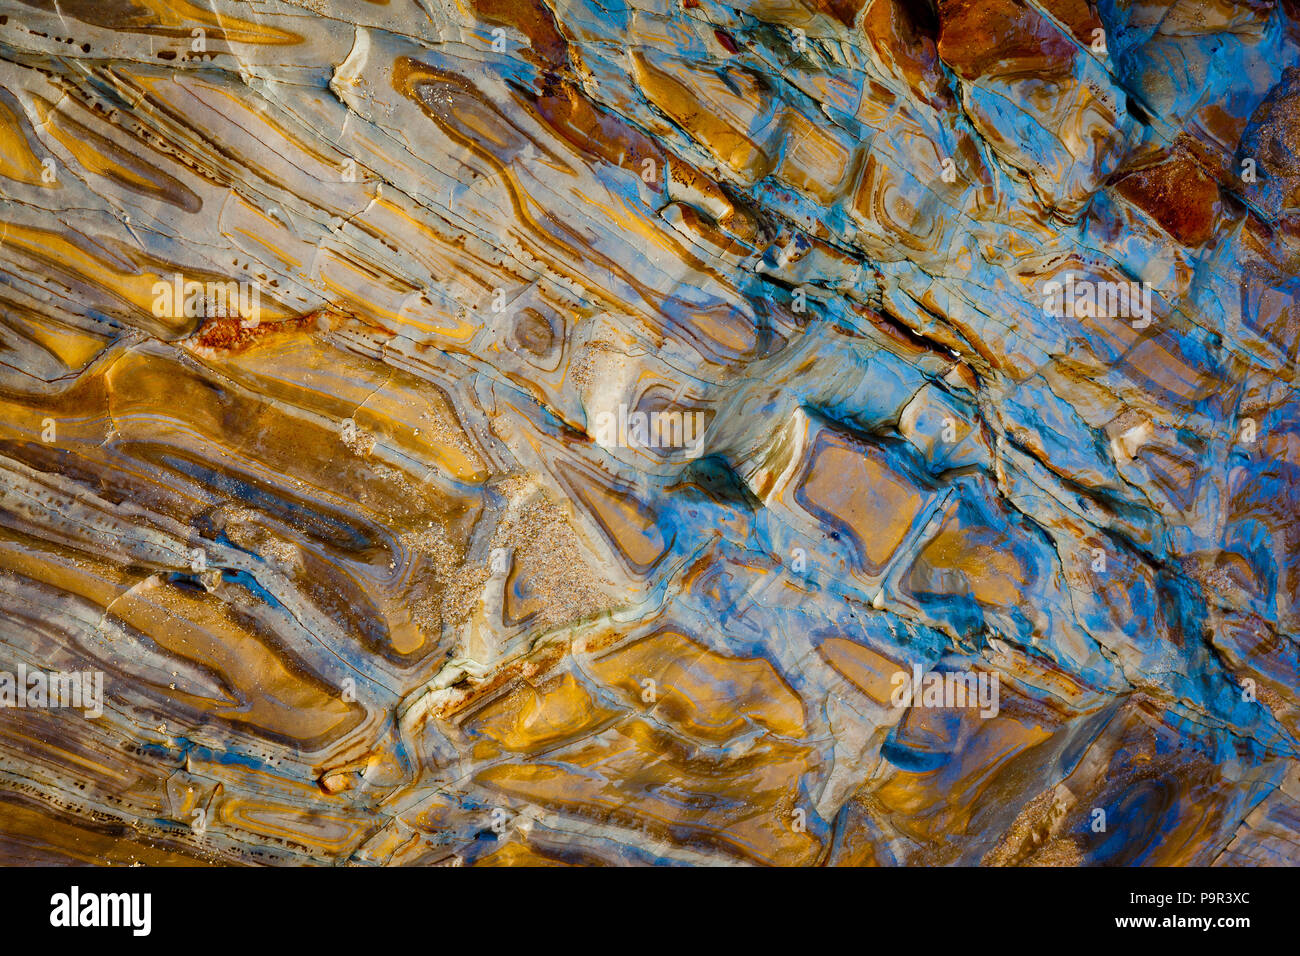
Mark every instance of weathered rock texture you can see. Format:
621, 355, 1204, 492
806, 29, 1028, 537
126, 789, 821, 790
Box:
0, 0, 1297, 866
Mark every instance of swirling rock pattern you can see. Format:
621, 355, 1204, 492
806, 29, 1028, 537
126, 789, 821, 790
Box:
0, 0, 1296, 867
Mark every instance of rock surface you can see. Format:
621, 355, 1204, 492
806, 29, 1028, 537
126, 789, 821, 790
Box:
0, 0, 1296, 866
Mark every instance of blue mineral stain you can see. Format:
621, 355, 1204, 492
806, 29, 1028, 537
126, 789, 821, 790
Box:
0, 0, 1295, 870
